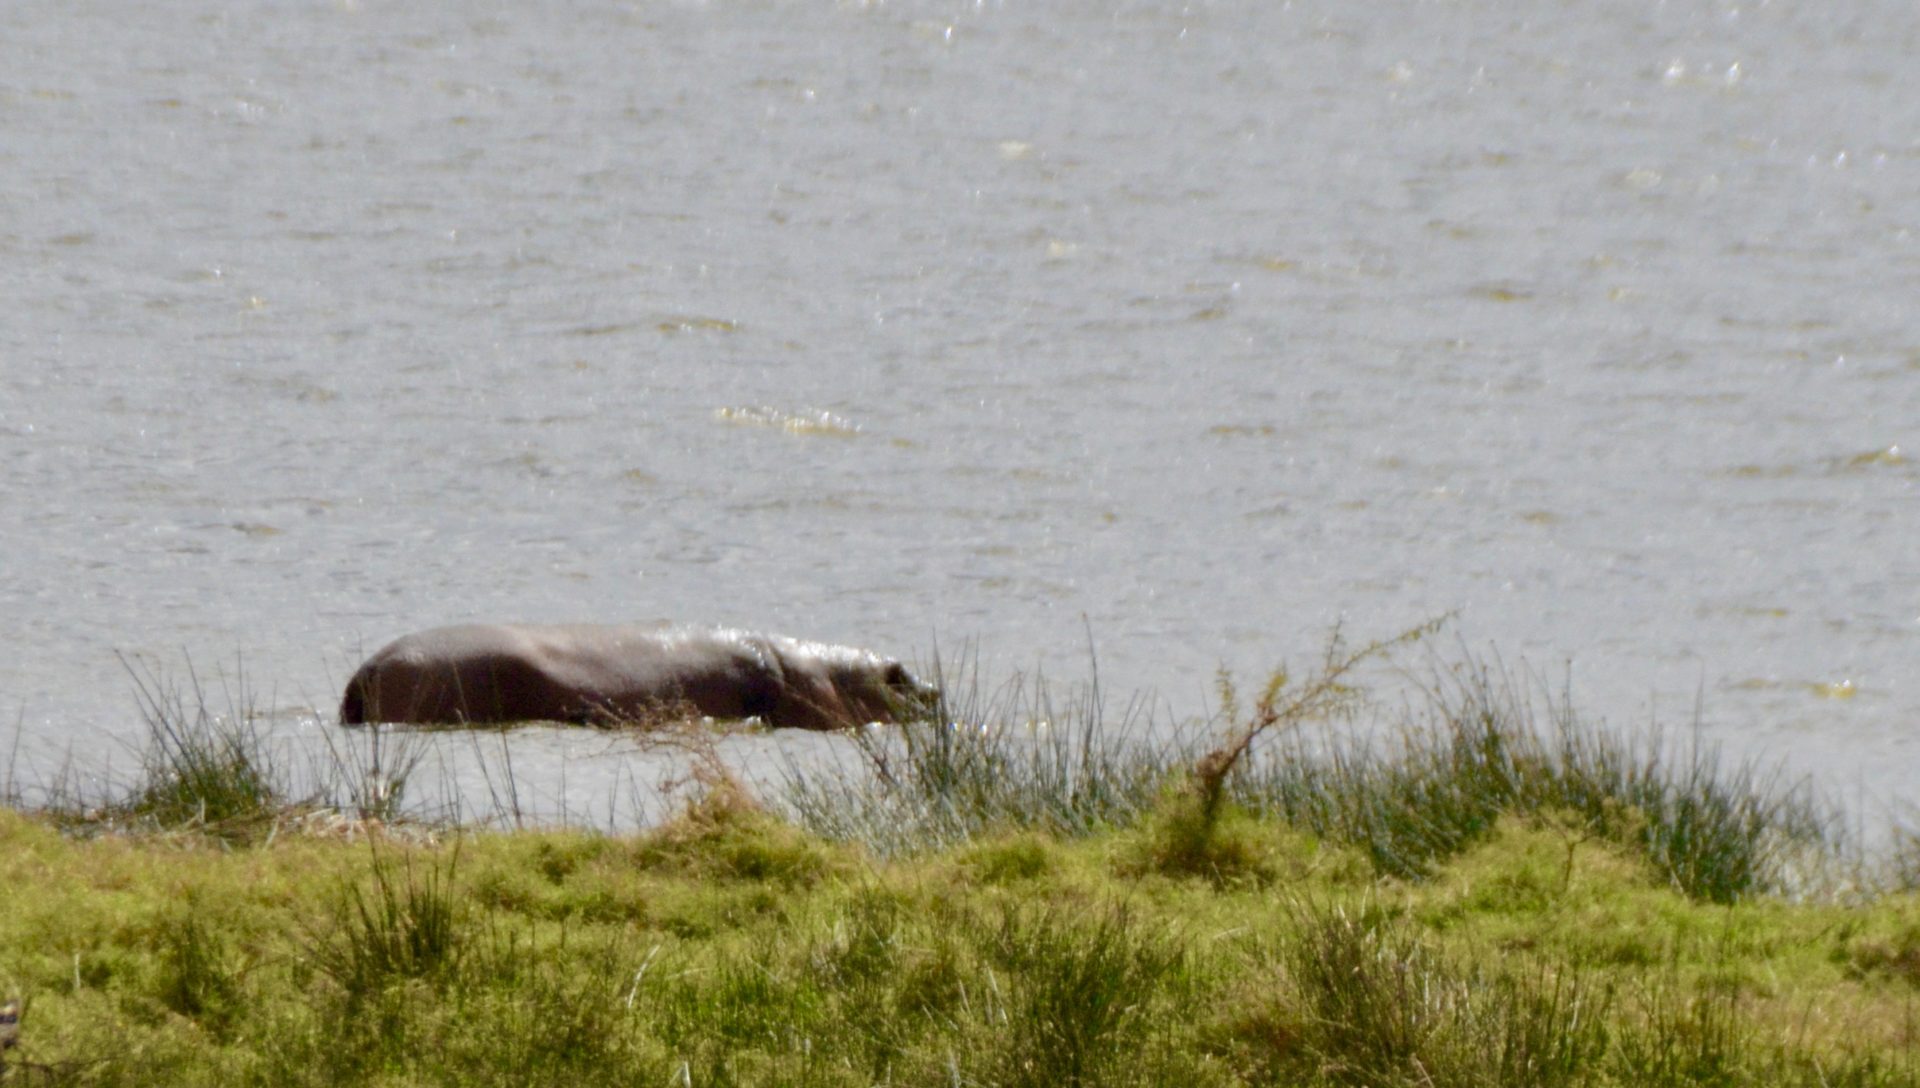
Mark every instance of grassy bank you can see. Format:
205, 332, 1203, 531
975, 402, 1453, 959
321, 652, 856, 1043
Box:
3, 638, 1917, 1086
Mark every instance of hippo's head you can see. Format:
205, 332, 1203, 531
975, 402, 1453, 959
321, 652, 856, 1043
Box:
828, 655, 941, 725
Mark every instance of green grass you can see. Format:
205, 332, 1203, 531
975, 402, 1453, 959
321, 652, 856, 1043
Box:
1, 635, 1914, 1085
1, 802, 1916, 1087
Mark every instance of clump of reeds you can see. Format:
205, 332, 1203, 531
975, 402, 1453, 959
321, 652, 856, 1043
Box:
784, 629, 1836, 902
1237, 654, 1835, 901
115, 655, 288, 838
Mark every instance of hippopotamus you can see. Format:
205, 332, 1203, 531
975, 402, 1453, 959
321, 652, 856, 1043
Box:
339, 624, 936, 730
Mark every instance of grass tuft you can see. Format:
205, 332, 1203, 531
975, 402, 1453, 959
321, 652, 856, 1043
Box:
1120, 781, 1274, 885
989, 902, 1185, 1088
152, 904, 243, 1035
636, 775, 839, 888
306, 844, 465, 1002
1613, 983, 1747, 1086
1270, 902, 1613, 1087
117, 656, 288, 839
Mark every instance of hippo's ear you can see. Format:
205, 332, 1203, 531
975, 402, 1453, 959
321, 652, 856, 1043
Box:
884, 663, 940, 716
884, 661, 934, 696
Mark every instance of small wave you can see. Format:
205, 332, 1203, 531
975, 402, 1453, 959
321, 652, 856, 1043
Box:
714, 406, 861, 437
657, 315, 739, 334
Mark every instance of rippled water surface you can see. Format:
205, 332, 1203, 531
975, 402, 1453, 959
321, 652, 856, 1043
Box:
3, 0, 1915, 824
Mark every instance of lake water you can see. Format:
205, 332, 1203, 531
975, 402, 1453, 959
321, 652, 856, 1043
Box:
3, 0, 1915, 828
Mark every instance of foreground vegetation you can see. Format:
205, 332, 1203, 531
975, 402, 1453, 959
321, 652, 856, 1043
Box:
3, 633, 1918, 1086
